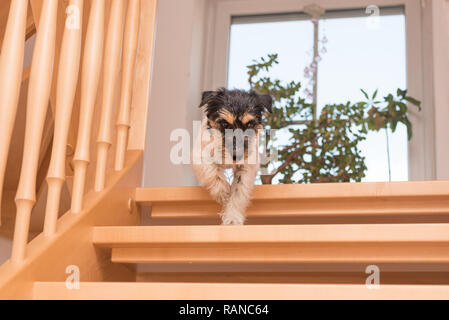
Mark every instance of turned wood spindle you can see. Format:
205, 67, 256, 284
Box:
0, 0, 28, 225
12, 0, 59, 264
94, 0, 125, 192
115, 0, 140, 171
43, 0, 84, 236
71, 0, 105, 213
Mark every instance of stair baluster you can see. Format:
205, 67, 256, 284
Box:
43, 0, 84, 236
94, 0, 125, 192
0, 0, 29, 226
71, 0, 105, 213
12, 0, 58, 264
115, 0, 140, 171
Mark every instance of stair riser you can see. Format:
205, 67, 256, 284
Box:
92, 225, 449, 246
111, 243, 449, 264
136, 271, 449, 285
149, 198, 449, 222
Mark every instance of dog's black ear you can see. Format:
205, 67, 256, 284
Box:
200, 91, 215, 107
258, 94, 273, 113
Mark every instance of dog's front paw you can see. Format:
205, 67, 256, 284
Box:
221, 210, 246, 225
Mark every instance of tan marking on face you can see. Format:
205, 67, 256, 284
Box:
240, 113, 255, 125
208, 120, 219, 129
218, 109, 235, 125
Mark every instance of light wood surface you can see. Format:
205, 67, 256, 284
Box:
0, 1, 35, 49
135, 182, 449, 223
93, 224, 449, 246
44, 0, 84, 236
95, 0, 124, 191
94, 224, 449, 269
0, 0, 158, 300
114, 0, 140, 171
135, 271, 449, 285
136, 181, 449, 202
13, 0, 59, 264
32, 282, 449, 300
0, 0, 29, 225
127, 0, 157, 151
71, 0, 105, 213
0, 151, 143, 299
110, 243, 449, 264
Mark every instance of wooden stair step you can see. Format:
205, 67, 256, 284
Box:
92, 224, 449, 264
134, 182, 449, 222
33, 282, 449, 300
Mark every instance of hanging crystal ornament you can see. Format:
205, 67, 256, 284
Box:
303, 4, 326, 109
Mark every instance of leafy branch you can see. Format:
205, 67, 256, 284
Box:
248, 54, 421, 184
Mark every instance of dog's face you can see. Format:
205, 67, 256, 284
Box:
200, 88, 273, 162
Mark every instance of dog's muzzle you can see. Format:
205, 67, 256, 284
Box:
224, 133, 250, 162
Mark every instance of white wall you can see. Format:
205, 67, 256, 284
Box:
431, 0, 449, 179
143, 0, 212, 187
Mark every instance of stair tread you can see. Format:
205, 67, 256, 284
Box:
33, 281, 449, 300
134, 182, 449, 221
135, 181, 449, 203
93, 224, 449, 247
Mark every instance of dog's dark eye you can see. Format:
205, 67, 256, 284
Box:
246, 120, 257, 128
221, 121, 232, 129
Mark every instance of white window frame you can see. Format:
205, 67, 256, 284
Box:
203, 0, 435, 181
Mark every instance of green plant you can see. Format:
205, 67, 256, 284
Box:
248, 54, 421, 184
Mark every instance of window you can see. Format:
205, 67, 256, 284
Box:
227, 7, 409, 182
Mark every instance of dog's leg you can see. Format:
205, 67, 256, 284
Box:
193, 163, 230, 205
221, 164, 258, 225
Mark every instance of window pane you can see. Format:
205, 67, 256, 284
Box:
317, 14, 407, 182
227, 20, 313, 173
228, 20, 313, 90
227, 11, 408, 183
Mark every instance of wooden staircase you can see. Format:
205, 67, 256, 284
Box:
0, 0, 449, 300
4, 181, 449, 300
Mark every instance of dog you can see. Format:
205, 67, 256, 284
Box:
192, 88, 273, 225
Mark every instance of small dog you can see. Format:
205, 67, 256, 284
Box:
192, 88, 273, 225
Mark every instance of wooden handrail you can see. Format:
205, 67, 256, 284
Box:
43, 0, 83, 236
0, 0, 28, 226
71, 0, 105, 213
115, 0, 140, 171
12, 0, 58, 264
94, 0, 124, 192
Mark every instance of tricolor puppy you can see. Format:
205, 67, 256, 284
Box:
193, 88, 273, 225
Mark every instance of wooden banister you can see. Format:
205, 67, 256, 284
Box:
43, 0, 83, 236
0, 0, 154, 267
0, 0, 28, 226
71, 0, 105, 213
12, 0, 58, 264
115, 0, 140, 171
94, 0, 124, 192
